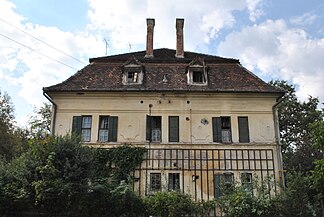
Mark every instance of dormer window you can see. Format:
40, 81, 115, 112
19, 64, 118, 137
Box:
127, 71, 139, 83
122, 57, 144, 85
192, 71, 206, 83
187, 58, 207, 85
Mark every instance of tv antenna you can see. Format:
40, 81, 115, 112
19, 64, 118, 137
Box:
104, 38, 111, 55
128, 42, 134, 52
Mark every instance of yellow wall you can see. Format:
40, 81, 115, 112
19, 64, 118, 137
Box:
50, 92, 278, 145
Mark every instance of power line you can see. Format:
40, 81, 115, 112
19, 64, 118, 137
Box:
0, 18, 87, 65
0, 32, 79, 71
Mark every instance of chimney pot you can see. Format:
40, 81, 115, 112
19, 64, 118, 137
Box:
175, 18, 184, 58
145, 18, 155, 58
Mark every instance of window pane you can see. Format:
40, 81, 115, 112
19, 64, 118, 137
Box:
127, 72, 138, 83
193, 71, 204, 83
82, 129, 91, 142
82, 117, 92, 128
100, 117, 109, 129
168, 173, 180, 191
99, 130, 109, 142
150, 173, 161, 191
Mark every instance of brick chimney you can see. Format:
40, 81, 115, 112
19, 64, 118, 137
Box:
145, 18, 155, 58
175, 18, 184, 58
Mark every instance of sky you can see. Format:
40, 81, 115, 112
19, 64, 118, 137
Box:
0, 0, 323, 127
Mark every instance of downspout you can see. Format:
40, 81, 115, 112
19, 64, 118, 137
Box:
43, 91, 57, 135
272, 96, 285, 190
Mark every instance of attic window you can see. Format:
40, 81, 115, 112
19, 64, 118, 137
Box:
122, 66, 143, 85
187, 58, 207, 85
193, 71, 205, 83
127, 71, 139, 83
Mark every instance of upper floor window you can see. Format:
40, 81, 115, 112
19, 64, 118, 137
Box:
238, 116, 250, 143
72, 116, 92, 142
169, 116, 179, 142
212, 116, 232, 143
146, 116, 162, 142
98, 116, 118, 142
187, 58, 207, 85
122, 57, 144, 85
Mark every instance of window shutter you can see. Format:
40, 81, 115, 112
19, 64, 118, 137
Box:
212, 117, 222, 142
108, 116, 118, 142
146, 115, 151, 141
72, 116, 82, 134
169, 116, 179, 142
214, 174, 223, 198
238, 117, 250, 143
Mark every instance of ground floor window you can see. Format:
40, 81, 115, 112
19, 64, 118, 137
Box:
168, 173, 180, 191
150, 173, 161, 191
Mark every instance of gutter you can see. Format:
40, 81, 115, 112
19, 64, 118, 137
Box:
272, 95, 285, 190
43, 91, 57, 135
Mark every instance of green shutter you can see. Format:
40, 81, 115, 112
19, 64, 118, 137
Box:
146, 115, 151, 141
238, 117, 250, 143
212, 117, 222, 142
214, 174, 223, 198
169, 116, 179, 142
72, 116, 82, 135
108, 116, 118, 142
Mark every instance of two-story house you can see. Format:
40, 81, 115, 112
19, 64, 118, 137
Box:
43, 18, 284, 201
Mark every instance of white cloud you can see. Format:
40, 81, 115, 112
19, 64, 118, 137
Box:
290, 13, 318, 26
86, 0, 264, 51
218, 19, 324, 103
0, 0, 106, 125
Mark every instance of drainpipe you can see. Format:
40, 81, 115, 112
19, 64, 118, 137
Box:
43, 91, 57, 135
272, 96, 285, 190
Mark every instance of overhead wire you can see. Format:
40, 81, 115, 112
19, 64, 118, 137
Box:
0, 32, 79, 71
0, 17, 87, 65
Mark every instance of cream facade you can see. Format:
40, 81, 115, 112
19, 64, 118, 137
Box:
49, 91, 282, 200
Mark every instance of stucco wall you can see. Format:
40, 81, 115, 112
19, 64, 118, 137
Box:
50, 92, 278, 145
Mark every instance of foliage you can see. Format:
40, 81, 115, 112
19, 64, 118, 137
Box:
217, 178, 279, 217
0, 135, 147, 217
28, 103, 52, 137
270, 80, 323, 171
0, 89, 16, 159
278, 171, 319, 217
143, 191, 195, 217
311, 120, 324, 197
107, 145, 147, 184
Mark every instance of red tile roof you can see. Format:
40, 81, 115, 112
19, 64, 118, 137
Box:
43, 48, 284, 95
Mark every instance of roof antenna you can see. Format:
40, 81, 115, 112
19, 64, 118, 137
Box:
128, 42, 133, 52
104, 38, 110, 55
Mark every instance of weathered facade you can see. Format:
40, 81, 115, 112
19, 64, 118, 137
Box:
43, 18, 284, 202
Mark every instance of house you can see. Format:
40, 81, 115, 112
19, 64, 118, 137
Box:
43, 18, 285, 201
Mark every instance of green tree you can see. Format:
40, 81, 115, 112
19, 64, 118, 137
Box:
0, 89, 28, 159
270, 80, 323, 171
28, 103, 51, 137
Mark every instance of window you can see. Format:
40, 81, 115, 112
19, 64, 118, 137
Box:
169, 116, 179, 142
168, 173, 180, 191
72, 116, 92, 142
122, 65, 143, 85
127, 71, 139, 83
188, 67, 207, 85
212, 117, 232, 143
98, 116, 118, 142
146, 116, 162, 142
214, 172, 234, 199
187, 58, 208, 85
150, 173, 161, 191
241, 173, 252, 189
238, 117, 250, 143
192, 71, 205, 83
